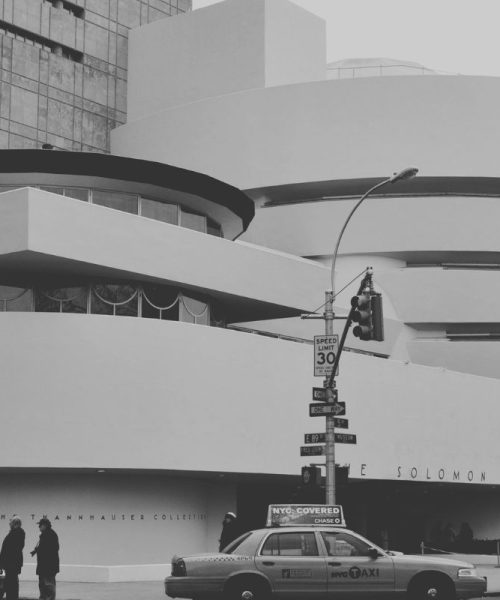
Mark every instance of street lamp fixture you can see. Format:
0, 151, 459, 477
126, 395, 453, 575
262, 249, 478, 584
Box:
324, 167, 418, 505
330, 167, 419, 295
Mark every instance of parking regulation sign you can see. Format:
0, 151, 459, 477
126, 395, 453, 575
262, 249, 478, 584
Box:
314, 335, 339, 377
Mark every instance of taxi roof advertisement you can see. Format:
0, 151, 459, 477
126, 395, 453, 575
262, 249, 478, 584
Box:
266, 504, 345, 527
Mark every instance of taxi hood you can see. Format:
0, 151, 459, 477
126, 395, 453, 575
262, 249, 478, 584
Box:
392, 553, 474, 569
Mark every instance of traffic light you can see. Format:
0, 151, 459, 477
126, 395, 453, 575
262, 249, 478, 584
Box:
351, 291, 372, 340
301, 466, 321, 487
350, 291, 385, 342
371, 292, 384, 342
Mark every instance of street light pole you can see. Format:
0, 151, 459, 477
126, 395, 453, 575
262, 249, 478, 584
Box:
324, 167, 418, 505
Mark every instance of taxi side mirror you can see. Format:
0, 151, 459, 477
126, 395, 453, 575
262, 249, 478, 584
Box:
368, 547, 382, 559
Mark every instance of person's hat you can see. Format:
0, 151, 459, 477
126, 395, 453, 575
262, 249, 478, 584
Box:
225, 512, 236, 519
37, 517, 51, 527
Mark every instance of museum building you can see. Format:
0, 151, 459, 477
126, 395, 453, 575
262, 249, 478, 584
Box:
2, 0, 500, 582
112, 0, 500, 561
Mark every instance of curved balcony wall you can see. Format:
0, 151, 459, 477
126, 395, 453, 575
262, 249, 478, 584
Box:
111, 75, 500, 191
0, 183, 223, 237
0, 150, 255, 239
1, 312, 500, 487
0, 186, 329, 323
242, 192, 500, 262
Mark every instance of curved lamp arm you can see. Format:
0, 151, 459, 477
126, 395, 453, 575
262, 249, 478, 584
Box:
329, 167, 418, 295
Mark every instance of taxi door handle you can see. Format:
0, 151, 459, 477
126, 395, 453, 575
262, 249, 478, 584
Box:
262, 561, 275, 566
328, 561, 342, 567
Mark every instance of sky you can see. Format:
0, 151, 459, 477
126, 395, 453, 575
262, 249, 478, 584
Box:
191, 0, 500, 77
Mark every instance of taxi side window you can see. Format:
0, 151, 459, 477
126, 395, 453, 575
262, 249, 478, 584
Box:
261, 532, 319, 557
321, 532, 371, 557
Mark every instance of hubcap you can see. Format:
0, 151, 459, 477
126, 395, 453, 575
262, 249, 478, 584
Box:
427, 587, 438, 598
241, 591, 254, 600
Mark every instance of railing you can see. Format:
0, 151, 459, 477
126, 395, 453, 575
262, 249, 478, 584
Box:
327, 64, 455, 80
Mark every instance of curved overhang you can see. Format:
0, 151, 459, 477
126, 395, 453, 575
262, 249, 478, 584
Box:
245, 176, 500, 207
0, 149, 255, 239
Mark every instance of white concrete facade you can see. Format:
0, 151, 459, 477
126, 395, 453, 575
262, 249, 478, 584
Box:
112, 0, 500, 378
109, 0, 500, 556
3, 0, 500, 581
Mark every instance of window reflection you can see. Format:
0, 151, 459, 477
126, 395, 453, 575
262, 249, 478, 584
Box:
40, 186, 64, 195
64, 187, 89, 202
0, 282, 216, 325
180, 208, 206, 233
141, 197, 178, 224
180, 295, 209, 325
36, 287, 88, 313
142, 285, 179, 320
0, 286, 33, 311
92, 190, 138, 214
92, 284, 138, 317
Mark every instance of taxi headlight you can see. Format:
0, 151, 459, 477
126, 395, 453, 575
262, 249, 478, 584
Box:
458, 567, 477, 578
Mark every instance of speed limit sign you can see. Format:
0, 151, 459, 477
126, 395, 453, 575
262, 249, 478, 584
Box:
313, 335, 339, 377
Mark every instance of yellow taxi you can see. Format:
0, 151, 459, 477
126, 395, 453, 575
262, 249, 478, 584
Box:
165, 504, 486, 600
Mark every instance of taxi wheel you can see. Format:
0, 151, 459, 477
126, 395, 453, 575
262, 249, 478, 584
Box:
409, 575, 454, 600
224, 578, 270, 600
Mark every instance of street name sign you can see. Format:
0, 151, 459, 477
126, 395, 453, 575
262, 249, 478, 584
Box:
312, 387, 338, 402
334, 433, 357, 444
314, 335, 339, 377
305, 433, 325, 444
303, 433, 356, 445
309, 402, 346, 417
300, 445, 324, 456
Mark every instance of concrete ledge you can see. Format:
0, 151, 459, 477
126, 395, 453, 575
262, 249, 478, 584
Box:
19, 563, 170, 582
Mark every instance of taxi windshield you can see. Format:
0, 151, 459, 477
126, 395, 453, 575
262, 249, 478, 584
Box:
223, 532, 253, 554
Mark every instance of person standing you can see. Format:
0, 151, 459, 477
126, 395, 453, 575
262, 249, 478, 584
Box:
30, 518, 59, 600
0, 516, 25, 600
218, 512, 240, 551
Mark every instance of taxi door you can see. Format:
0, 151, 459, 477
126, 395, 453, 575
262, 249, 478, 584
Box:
321, 530, 395, 598
254, 530, 328, 597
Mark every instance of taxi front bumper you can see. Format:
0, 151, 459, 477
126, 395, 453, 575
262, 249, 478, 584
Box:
455, 575, 487, 599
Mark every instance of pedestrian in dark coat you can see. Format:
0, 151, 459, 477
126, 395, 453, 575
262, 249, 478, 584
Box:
30, 518, 59, 600
218, 512, 240, 551
0, 516, 25, 600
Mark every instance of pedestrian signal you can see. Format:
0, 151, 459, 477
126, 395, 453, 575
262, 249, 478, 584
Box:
301, 466, 321, 486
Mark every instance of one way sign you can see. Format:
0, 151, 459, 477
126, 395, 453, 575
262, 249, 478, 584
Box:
309, 402, 346, 417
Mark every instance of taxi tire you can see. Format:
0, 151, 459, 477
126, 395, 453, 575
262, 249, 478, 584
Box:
408, 574, 455, 600
224, 577, 270, 600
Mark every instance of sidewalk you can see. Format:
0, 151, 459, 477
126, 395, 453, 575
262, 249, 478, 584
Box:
19, 580, 165, 600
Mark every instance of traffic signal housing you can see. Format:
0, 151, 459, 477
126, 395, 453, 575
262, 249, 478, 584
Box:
371, 292, 384, 342
351, 291, 372, 340
350, 291, 384, 342
301, 465, 321, 487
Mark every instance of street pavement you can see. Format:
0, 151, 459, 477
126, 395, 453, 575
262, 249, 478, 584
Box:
14, 576, 500, 599
14, 559, 500, 599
